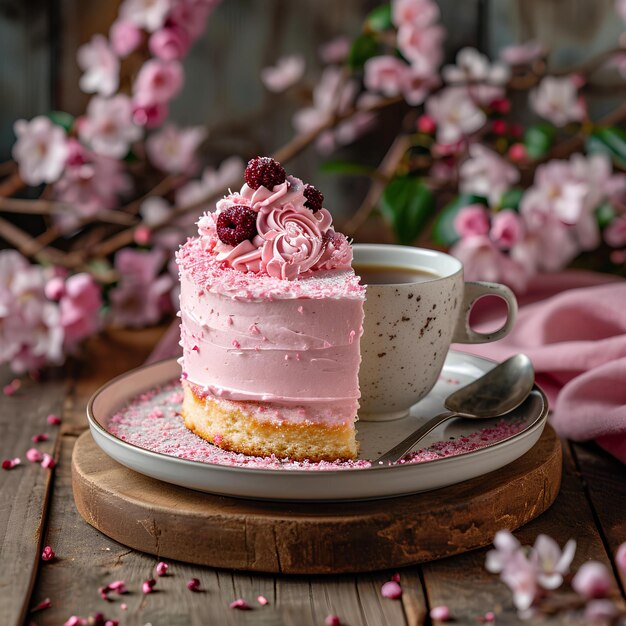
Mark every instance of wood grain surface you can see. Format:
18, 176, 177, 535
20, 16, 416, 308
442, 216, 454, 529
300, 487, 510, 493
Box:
2, 325, 624, 626
71, 425, 562, 575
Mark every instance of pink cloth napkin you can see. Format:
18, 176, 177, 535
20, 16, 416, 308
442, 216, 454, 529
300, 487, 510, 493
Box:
458, 270, 626, 463
149, 270, 626, 463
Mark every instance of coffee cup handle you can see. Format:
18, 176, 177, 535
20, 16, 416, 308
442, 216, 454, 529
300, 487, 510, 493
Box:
452, 281, 518, 344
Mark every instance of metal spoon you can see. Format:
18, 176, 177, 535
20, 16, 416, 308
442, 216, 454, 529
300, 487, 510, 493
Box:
375, 354, 535, 464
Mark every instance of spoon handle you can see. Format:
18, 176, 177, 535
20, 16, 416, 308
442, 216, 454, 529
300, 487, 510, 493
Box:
374, 411, 457, 464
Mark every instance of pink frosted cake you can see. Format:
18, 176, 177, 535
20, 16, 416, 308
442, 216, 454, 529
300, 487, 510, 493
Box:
176, 157, 365, 461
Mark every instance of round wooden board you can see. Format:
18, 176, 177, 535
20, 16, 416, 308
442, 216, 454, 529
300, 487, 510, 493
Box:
72, 426, 562, 574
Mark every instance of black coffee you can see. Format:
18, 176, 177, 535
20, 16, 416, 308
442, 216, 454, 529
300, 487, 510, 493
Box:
354, 264, 439, 285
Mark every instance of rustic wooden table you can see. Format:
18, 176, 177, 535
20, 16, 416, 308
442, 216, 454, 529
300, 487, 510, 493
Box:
2, 327, 625, 626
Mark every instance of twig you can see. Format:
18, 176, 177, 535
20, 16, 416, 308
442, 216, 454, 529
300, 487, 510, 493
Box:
342, 134, 412, 236
0, 216, 71, 266
0, 172, 24, 197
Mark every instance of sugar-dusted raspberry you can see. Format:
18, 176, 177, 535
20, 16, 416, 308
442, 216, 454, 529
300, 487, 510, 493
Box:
216, 205, 257, 246
244, 156, 286, 190
303, 184, 324, 213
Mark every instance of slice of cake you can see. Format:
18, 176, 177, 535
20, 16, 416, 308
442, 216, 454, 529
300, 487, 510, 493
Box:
176, 157, 365, 461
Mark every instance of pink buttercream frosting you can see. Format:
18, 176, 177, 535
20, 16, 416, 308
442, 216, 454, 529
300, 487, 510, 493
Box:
197, 175, 352, 280
177, 164, 364, 415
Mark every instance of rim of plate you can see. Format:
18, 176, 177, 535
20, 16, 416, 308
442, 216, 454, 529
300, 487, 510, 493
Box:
86, 352, 549, 477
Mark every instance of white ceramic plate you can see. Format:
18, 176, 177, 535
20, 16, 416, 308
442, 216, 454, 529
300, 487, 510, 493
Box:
87, 351, 548, 502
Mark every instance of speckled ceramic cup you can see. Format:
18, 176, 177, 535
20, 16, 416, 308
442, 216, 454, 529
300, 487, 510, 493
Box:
354, 244, 518, 421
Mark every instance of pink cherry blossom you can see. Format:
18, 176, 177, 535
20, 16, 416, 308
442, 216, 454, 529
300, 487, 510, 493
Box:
109, 19, 143, 57
0, 251, 64, 373
451, 235, 530, 292
402, 66, 439, 105
293, 67, 373, 154
55, 146, 131, 223
120, 0, 171, 32
459, 144, 520, 206
140, 196, 171, 226
109, 248, 173, 328
364, 56, 407, 98
584, 599, 618, 624
443, 47, 510, 104
572, 561, 613, 599
529, 76, 585, 127
500, 550, 539, 611
132, 102, 169, 128
397, 23, 444, 74
499, 40, 546, 65
12, 116, 69, 185
616, 542, 626, 574
79, 94, 142, 158
486, 530, 522, 574
392, 0, 440, 28
58, 273, 102, 349
261, 55, 305, 92
532, 534, 576, 590
149, 25, 191, 61
168, 0, 215, 40
454, 205, 490, 237
490, 210, 523, 249
146, 123, 206, 174
77, 34, 120, 97
133, 59, 184, 106
426, 87, 486, 144
319, 37, 350, 65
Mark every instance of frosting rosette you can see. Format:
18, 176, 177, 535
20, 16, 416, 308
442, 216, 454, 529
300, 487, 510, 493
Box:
195, 159, 354, 280
258, 201, 333, 280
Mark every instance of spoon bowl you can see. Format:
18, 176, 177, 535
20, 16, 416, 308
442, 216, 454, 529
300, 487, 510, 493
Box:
375, 354, 535, 464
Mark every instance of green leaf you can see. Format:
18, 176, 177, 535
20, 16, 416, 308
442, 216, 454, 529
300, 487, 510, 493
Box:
499, 187, 524, 211
523, 124, 555, 159
320, 160, 375, 176
379, 176, 436, 245
348, 34, 380, 70
47, 111, 74, 133
432, 194, 487, 246
586, 127, 626, 168
596, 202, 616, 228
366, 4, 392, 32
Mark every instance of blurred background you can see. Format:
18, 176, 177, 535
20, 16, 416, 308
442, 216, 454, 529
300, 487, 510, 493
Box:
1, 0, 625, 228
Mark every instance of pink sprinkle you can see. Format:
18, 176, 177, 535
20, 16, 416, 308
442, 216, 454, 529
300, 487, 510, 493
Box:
297, 306, 304, 314
41, 454, 56, 469
47, 414, 61, 425
98, 586, 110, 601
181, 371, 188, 380
229, 599, 251, 610
249, 323, 260, 335
31, 597, 52, 612
231, 339, 241, 349
349, 330, 356, 344
430, 605, 451, 621
104, 620, 119, 626
381, 581, 402, 599
3, 378, 21, 396
142, 579, 156, 594
484, 611, 495, 622
2, 458, 20, 470
325, 616, 341, 626
156, 561, 169, 576
41, 545, 55, 561
26, 448, 44, 462
227, 316, 233, 325
191, 345, 199, 352
257, 595, 268, 606
63, 617, 86, 626
391, 572, 401, 583
32, 433, 49, 443
108, 580, 127, 594
120, 603, 128, 611
186, 578, 201, 591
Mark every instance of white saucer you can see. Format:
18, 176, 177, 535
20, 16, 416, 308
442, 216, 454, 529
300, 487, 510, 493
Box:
87, 351, 548, 502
